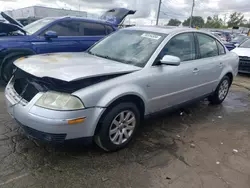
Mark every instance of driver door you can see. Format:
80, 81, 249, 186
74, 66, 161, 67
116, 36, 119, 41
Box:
146, 32, 201, 113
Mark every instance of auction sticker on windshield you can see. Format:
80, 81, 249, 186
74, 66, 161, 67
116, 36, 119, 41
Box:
141, 33, 161, 40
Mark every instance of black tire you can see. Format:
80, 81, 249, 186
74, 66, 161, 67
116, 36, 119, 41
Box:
208, 75, 231, 105
1, 56, 21, 84
95, 102, 141, 152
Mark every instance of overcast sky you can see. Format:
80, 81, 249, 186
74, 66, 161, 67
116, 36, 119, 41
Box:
0, 0, 250, 24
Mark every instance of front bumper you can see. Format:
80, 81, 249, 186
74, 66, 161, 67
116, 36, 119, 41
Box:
5, 83, 105, 142
238, 56, 250, 74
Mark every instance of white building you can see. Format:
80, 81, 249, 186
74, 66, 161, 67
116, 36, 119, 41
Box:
4, 6, 90, 19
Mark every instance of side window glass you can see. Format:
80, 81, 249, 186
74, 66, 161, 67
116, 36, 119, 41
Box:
79, 22, 106, 36
216, 40, 226, 55
160, 33, 196, 61
105, 25, 114, 34
45, 21, 80, 36
197, 33, 218, 58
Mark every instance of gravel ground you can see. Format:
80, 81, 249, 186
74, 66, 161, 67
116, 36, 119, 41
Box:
0, 75, 250, 188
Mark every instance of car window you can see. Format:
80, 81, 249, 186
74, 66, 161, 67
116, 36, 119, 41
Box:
79, 22, 106, 36
88, 30, 166, 67
44, 20, 80, 36
159, 33, 196, 61
197, 33, 218, 58
105, 25, 114, 34
24, 18, 57, 35
216, 41, 226, 55
239, 39, 250, 48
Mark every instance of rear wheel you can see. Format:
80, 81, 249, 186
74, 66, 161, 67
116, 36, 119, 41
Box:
95, 102, 140, 152
209, 75, 230, 105
1, 56, 22, 84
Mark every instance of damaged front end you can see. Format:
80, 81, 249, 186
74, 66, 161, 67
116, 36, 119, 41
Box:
12, 68, 125, 102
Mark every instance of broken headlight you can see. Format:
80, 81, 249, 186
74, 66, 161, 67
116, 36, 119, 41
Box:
35, 92, 84, 110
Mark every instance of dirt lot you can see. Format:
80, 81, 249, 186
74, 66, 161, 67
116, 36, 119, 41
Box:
0, 75, 250, 188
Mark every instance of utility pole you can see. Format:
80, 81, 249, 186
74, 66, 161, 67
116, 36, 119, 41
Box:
189, 0, 195, 27
156, 0, 162, 25
223, 14, 227, 26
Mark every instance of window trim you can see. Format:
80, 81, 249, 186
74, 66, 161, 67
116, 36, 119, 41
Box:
104, 25, 115, 35
39, 19, 107, 37
152, 32, 198, 66
216, 40, 226, 55
195, 32, 220, 59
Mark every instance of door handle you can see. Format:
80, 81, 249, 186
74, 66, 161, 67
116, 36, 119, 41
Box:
193, 68, 199, 73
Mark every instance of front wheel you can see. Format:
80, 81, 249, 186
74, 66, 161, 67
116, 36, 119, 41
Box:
209, 75, 230, 105
95, 102, 141, 152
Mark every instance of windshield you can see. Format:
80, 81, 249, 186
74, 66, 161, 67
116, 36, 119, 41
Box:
23, 18, 56, 34
239, 39, 250, 48
88, 30, 166, 67
232, 35, 247, 43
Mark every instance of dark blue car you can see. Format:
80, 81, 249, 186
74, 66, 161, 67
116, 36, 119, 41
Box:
0, 8, 135, 83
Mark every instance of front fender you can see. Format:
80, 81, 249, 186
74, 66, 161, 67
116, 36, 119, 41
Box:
96, 84, 149, 113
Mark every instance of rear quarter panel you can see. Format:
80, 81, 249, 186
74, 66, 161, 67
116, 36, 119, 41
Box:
220, 51, 239, 81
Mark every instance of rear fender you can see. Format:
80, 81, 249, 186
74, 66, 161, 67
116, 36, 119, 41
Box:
219, 67, 234, 84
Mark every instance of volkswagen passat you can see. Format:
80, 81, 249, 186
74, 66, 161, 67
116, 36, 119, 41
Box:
5, 27, 239, 151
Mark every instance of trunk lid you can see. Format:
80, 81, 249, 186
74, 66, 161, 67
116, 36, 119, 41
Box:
100, 8, 136, 26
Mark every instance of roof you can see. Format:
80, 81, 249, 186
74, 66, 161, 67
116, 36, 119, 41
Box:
37, 16, 113, 26
124, 26, 194, 34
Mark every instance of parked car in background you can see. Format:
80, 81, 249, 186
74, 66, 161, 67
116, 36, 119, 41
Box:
5, 27, 239, 151
222, 31, 232, 42
224, 34, 248, 51
231, 34, 248, 45
0, 8, 135, 83
232, 38, 250, 73
211, 31, 227, 42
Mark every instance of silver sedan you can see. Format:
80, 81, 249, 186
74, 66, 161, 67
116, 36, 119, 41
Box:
5, 26, 239, 151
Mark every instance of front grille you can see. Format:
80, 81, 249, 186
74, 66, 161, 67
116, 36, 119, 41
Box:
13, 78, 39, 102
20, 123, 66, 143
239, 56, 250, 73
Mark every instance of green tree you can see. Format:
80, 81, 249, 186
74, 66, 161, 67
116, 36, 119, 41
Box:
167, 19, 181, 26
183, 16, 205, 28
205, 15, 223, 28
227, 12, 245, 27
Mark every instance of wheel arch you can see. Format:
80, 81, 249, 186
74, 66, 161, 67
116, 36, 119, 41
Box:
225, 72, 233, 86
1, 48, 36, 66
94, 94, 145, 135
219, 66, 234, 85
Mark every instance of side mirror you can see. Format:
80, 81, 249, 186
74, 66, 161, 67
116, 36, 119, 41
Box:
234, 43, 239, 47
44, 31, 58, 39
160, 55, 181, 66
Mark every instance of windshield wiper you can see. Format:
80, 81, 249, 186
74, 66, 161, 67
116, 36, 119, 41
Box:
88, 51, 118, 61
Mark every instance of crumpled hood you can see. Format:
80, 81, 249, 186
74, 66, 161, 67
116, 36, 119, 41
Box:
232, 47, 250, 57
14, 52, 142, 82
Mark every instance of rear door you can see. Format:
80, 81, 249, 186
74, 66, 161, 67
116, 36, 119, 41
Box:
194, 33, 223, 95
78, 21, 108, 51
